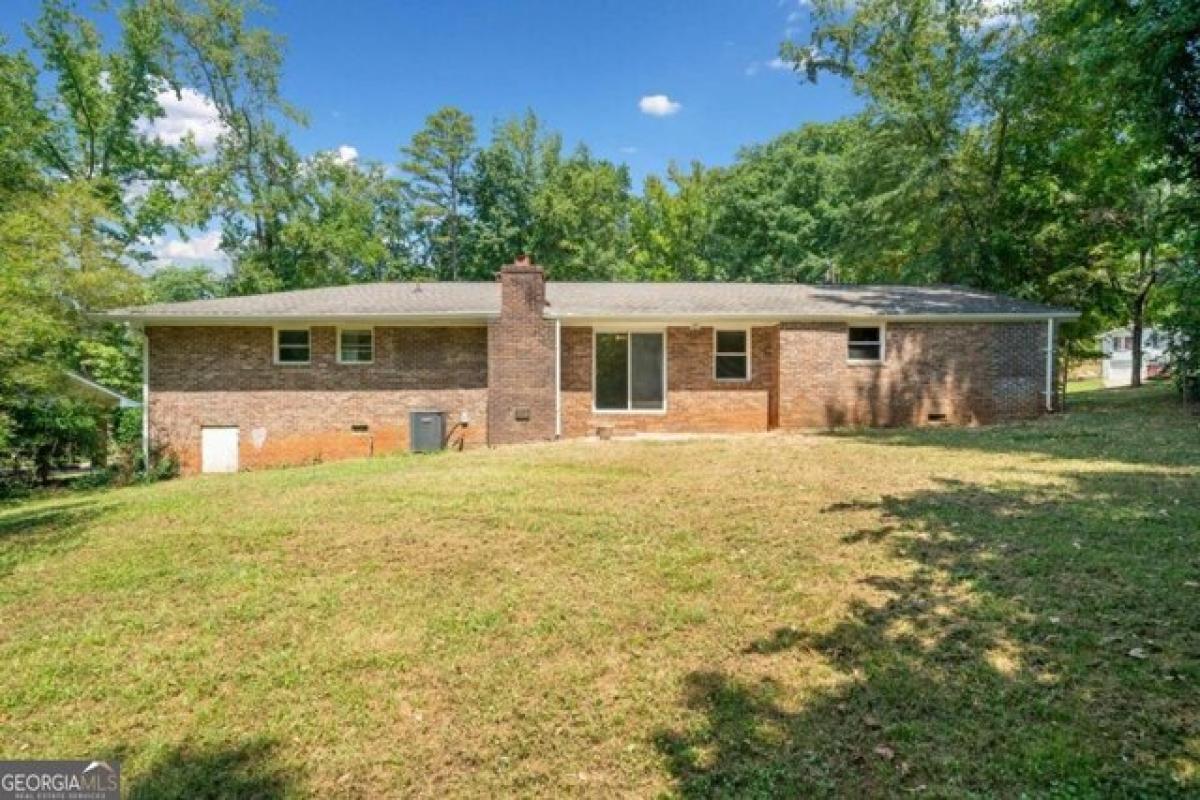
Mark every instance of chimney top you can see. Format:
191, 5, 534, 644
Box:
500, 254, 542, 276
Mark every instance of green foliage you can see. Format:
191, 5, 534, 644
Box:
708, 122, 860, 282
153, 0, 306, 293
281, 152, 413, 285
1161, 259, 1200, 395
0, 184, 142, 441
401, 106, 477, 279
16, 0, 188, 245
5, 396, 104, 484
630, 162, 717, 281
146, 264, 226, 302
779, 0, 1198, 375
469, 111, 562, 276
532, 145, 633, 280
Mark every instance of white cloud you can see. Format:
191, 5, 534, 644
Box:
746, 57, 794, 77
638, 94, 682, 117
138, 86, 226, 150
618, 146, 638, 155
334, 144, 359, 163
148, 229, 228, 269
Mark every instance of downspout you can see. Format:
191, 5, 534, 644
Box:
554, 318, 562, 438
140, 326, 150, 467
1045, 318, 1055, 412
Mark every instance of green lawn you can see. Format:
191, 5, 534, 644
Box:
2, 383, 1197, 798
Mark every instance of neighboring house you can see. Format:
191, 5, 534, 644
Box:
60, 371, 141, 471
64, 371, 142, 410
1099, 327, 1172, 387
103, 258, 1079, 474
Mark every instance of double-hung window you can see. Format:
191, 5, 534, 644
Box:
338, 328, 374, 364
714, 329, 750, 381
847, 326, 884, 363
275, 329, 311, 364
594, 332, 665, 411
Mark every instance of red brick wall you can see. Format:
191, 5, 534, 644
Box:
147, 325, 488, 473
560, 325, 778, 436
777, 321, 1048, 427
149, 314, 1050, 473
486, 264, 557, 444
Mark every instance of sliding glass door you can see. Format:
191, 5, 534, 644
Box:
594, 332, 665, 411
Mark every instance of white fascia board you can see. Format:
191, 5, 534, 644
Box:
554, 312, 1080, 326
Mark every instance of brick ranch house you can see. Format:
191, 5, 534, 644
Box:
104, 259, 1078, 474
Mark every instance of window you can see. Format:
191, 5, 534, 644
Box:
594, 332, 665, 411
847, 326, 883, 362
338, 328, 374, 364
275, 329, 310, 364
714, 329, 750, 381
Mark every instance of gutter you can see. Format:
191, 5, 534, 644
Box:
141, 328, 150, 468
1045, 318, 1055, 412
554, 318, 562, 439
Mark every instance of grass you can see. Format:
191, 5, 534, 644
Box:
1, 382, 1197, 798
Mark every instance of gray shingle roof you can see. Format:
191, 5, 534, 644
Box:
102, 281, 1077, 322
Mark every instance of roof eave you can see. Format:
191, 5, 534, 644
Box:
551, 311, 1081, 324
95, 311, 496, 326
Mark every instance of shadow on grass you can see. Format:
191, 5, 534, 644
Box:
826, 382, 1198, 469
655, 468, 1200, 797
126, 739, 295, 800
0, 497, 105, 577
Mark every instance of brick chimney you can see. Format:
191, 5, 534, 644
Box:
499, 254, 546, 321
487, 256, 556, 444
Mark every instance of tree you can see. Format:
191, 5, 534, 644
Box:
708, 122, 858, 282
0, 184, 140, 451
533, 145, 632, 279
147, 263, 226, 302
783, 0, 1027, 288
1041, 0, 1200, 186
1087, 178, 1187, 386
7, 395, 105, 484
1161, 258, 1200, 400
779, 0, 1198, 375
10, 0, 187, 248
401, 106, 476, 279
153, 0, 307, 293
470, 110, 562, 275
279, 152, 414, 285
631, 162, 717, 281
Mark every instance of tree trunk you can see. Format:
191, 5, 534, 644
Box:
1130, 304, 1144, 388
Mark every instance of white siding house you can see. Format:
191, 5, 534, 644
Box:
1100, 327, 1172, 387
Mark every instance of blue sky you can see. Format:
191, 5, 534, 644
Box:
0, 0, 862, 264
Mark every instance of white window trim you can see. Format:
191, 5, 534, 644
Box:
591, 327, 668, 414
336, 326, 375, 365
847, 322, 886, 365
713, 327, 752, 382
273, 326, 312, 366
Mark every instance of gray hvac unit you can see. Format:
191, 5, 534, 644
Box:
409, 410, 447, 452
